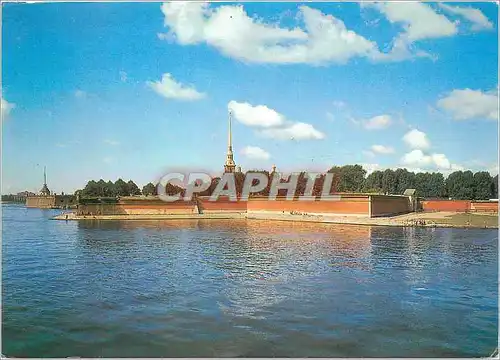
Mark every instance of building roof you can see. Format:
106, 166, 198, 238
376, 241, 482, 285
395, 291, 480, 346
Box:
40, 183, 51, 195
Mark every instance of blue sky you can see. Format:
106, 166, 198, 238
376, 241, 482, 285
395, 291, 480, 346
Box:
2, 1, 498, 194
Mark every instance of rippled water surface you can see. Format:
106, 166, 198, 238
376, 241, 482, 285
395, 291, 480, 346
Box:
2, 204, 498, 357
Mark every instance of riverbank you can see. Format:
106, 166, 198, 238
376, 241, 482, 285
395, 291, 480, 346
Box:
52, 211, 498, 229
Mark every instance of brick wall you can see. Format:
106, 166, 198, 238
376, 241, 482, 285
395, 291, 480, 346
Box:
26, 196, 56, 208
420, 200, 471, 212
77, 198, 196, 215
370, 195, 411, 217
197, 196, 247, 213
247, 196, 370, 216
470, 201, 499, 213
73, 195, 435, 217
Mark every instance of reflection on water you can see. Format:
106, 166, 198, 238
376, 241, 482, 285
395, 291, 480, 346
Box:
2, 204, 498, 357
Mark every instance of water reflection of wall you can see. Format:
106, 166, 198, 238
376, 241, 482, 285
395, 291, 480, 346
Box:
75, 219, 376, 320
202, 222, 374, 319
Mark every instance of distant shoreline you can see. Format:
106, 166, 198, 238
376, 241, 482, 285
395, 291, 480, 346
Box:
52, 211, 499, 229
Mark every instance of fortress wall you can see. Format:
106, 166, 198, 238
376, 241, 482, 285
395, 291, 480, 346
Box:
421, 200, 471, 212
118, 203, 196, 215
470, 201, 498, 213
370, 195, 412, 217
54, 195, 77, 208
247, 196, 370, 216
197, 196, 247, 213
74, 195, 497, 217
77, 203, 120, 215
26, 196, 56, 208
77, 199, 196, 215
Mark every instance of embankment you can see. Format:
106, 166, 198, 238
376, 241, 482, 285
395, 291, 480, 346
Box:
53, 195, 498, 228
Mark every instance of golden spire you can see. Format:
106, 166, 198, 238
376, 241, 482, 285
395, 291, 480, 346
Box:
224, 109, 236, 173
228, 110, 232, 152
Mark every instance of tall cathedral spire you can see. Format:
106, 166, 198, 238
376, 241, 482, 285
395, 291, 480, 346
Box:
224, 110, 236, 173
228, 109, 232, 151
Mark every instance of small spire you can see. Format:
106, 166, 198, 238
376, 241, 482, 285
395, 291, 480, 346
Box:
44, 166, 47, 185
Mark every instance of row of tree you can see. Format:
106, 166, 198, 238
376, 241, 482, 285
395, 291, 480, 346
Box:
77, 166, 499, 200
364, 168, 498, 200
77, 179, 142, 198
76, 179, 183, 198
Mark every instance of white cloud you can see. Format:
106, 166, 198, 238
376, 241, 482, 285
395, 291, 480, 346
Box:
431, 153, 451, 169
228, 101, 285, 128
400, 129, 465, 174
359, 163, 381, 175
147, 73, 206, 101
402, 149, 430, 166
451, 163, 465, 172
104, 139, 120, 146
403, 129, 430, 150
371, 144, 394, 154
368, 2, 457, 42
436, 88, 498, 121
1, 98, 15, 119
364, 115, 392, 130
229, 100, 325, 141
489, 164, 499, 176
103, 156, 114, 164
401, 149, 457, 170
439, 4, 493, 31
260, 122, 325, 141
159, 2, 382, 65
241, 146, 271, 160
364, 2, 457, 61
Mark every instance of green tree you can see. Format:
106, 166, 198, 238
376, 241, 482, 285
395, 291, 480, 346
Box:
142, 182, 157, 196
328, 165, 366, 192
394, 168, 415, 194
197, 177, 218, 197
364, 170, 384, 193
127, 180, 141, 196
106, 180, 116, 197
414, 172, 428, 197
381, 169, 397, 195
492, 175, 498, 199
81, 180, 98, 197
164, 183, 185, 197
293, 172, 309, 196
246, 170, 272, 196
97, 179, 109, 197
446, 170, 474, 200
234, 172, 246, 196
473, 171, 493, 200
114, 178, 130, 196
428, 172, 445, 198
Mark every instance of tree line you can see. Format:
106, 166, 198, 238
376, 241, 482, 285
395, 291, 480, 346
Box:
76, 178, 183, 198
199, 166, 498, 200
77, 179, 142, 197
77, 165, 499, 200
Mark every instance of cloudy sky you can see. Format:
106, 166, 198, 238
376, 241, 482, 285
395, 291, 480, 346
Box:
2, 2, 498, 194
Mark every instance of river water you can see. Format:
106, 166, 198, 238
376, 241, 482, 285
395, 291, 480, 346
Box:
2, 204, 498, 357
